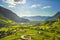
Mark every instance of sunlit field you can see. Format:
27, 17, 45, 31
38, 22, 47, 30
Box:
0, 0, 60, 40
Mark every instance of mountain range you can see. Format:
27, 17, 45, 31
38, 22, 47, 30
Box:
0, 6, 60, 22
0, 6, 29, 23
22, 12, 60, 21
48, 12, 60, 20
22, 16, 50, 21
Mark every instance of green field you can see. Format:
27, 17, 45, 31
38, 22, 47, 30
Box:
0, 17, 60, 40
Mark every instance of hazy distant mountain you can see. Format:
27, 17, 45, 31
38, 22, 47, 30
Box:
22, 12, 60, 21
22, 16, 51, 21
0, 6, 29, 23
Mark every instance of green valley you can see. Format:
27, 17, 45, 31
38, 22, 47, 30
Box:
0, 6, 60, 40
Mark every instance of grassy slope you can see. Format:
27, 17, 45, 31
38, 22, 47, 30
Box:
0, 15, 60, 40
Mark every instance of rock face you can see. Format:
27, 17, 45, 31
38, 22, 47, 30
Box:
0, 6, 29, 23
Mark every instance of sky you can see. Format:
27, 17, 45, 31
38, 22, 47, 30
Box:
0, 0, 60, 17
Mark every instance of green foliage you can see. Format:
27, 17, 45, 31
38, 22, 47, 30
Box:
0, 16, 60, 40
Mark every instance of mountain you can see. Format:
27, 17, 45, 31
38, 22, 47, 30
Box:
0, 6, 29, 23
52, 12, 60, 19
22, 12, 60, 21
22, 16, 51, 21
47, 12, 60, 21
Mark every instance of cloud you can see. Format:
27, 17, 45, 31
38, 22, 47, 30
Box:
31, 4, 40, 8
42, 6, 52, 9
3, 0, 27, 7
8, 5, 15, 8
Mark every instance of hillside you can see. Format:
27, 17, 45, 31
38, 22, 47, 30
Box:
47, 12, 60, 21
0, 12, 60, 40
0, 6, 29, 23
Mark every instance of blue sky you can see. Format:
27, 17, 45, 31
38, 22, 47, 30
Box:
0, 0, 60, 17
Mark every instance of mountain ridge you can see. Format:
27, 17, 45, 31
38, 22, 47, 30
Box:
22, 12, 60, 21
22, 16, 51, 21
0, 6, 30, 23
47, 12, 60, 21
